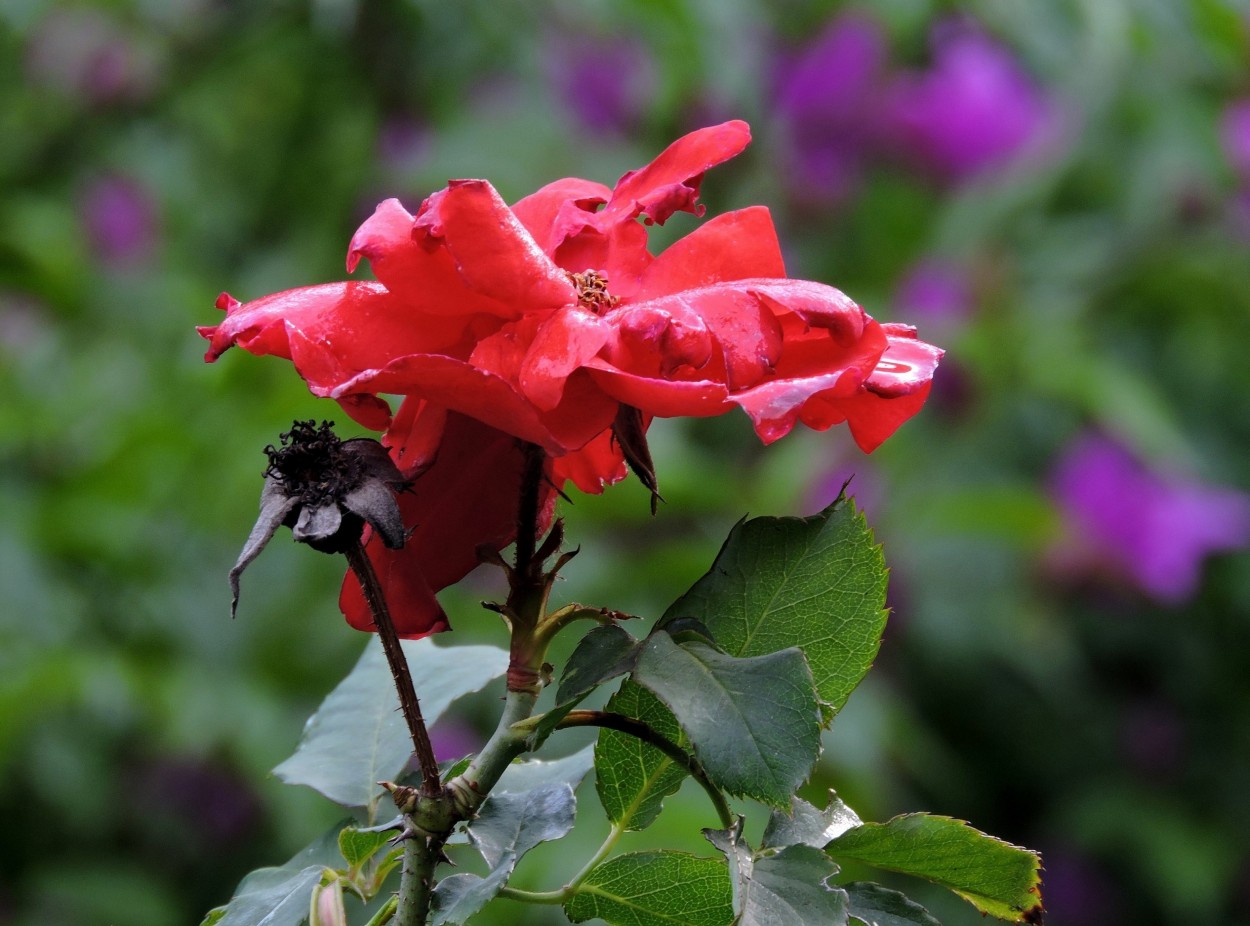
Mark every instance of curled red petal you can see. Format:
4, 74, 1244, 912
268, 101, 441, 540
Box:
864, 324, 945, 397
340, 413, 556, 638
550, 427, 629, 495
587, 364, 732, 418
603, 120, 752, 226
636, 206, 786, 299
798, 326, 943, 452
412, 180, 577, 314
510, 177, 612, 252
520, 306, 613, 410
347, 199, 513, 321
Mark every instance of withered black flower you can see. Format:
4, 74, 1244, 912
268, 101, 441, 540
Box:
229, 420, 408, 617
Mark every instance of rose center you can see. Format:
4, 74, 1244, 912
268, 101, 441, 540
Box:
568, 269, 619, 312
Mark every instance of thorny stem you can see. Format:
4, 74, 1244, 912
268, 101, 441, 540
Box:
513, 441, 548, 584
344, 541, 441, 797
396, 834, 437, 926
558, 709, 734, 829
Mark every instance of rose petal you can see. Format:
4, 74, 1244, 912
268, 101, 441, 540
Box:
602, 120, 752, 226
510, 177, 612, 252
636, 206, 786, 299
520, 305, 613, 410
340, 413, 556, 637
412, 179, 577, 313
347, 198, 515, 320
200, 281, 465, 373
551, 427, 629, 495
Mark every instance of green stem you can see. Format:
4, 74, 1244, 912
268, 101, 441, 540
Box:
445, 686, 539, 818
557, 710, 733, 829
362, 895, 398, 926
395, 835, 436, 926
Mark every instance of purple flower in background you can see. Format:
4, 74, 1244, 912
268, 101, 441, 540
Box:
376, 115, 430, 173
25, 8, 162, 106
1039, 849, 1118, 926
80, 173, 158, 268
428, 717, 482, 763
773, 12, 888, 204
548, 35, 654, 134
1050, 433, 1250, 604
804, 459, 880, 520
894, 258, 973, 326
1220, 98, 1250, 183
885, 19, 1058, 183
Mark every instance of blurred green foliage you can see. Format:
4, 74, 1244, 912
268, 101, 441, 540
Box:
2, 1, 1249, 924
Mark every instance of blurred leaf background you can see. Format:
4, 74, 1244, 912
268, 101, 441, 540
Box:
2, 1, 1249, 924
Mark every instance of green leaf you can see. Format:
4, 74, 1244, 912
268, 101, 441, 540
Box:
528, 623, 642, 748
827, 815, 1043, 923
468, 782, 578, 869
844, 882, 942, 926
741, 846, 850, 926
563, 851, 734, 926
337, 827, 393, 873
211, 824, 345, 926
706, 820, 850, 926
273, 638, 508, 819
631, 633, 820, 807
594, 680, 689, 831
558, 624, 644, 704
199, 910, 226, 926
661, 500, 887, 717
762, 792, 862, 850
431, 783, 578, 925
496, 743, 596, 795
430, 868, 512, 926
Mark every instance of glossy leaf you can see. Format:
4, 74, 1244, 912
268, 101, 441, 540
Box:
762, 792, 862, 850
632, 633, 820, 807
661, 500, 887, 716
468, 782, 578, 869
430, 868, 512, 926
707, 820, 850, 926
273, 638, 507, 819
528, 623, 642, 748
496, 743, 596, 795
563, 851, 734, 926
431, 783, 578, 925
827, 815, 1043, 923
337, 827, 393, 872
594, 680, 689, 831
210, 824, 344, 926
844, 882, 942, 926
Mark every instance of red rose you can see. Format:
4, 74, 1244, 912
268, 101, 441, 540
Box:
201, 120, 941, 638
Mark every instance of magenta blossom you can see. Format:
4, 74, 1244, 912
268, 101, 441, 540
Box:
80, 173, 158, 267
893, 258, 973, 328
1049, 433, 1250, 603
548, 34, 654, 135
1220, 97, 1250, 183
885, 19, 1058, 183
772, 12, 888, 204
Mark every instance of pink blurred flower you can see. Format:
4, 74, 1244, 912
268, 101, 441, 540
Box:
376, 116, 431, 173
80, 173, 158, 268
548, 34, 655, 134
885, 20, 1059, 183
1220, 98, 1250, 183
25, 9, 162, 106
772, 12, 889, 204
894, 258, 973, 326
1049, 433, 1250, 604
